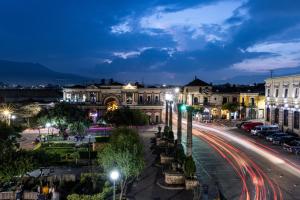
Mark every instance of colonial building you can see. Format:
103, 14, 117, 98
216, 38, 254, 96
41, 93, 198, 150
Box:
179, 78, 240, 120
63, 81, 171, 124
265, 75, 300, 135
239, 93, 265, 120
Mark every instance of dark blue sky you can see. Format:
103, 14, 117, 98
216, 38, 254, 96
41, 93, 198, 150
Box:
0, 0, 300, 84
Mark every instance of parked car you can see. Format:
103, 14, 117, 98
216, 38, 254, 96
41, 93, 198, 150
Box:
266, 132, 286, 142
236, 121, 251, 128
251, 125, 279, 136
241, 122, 264, 132
272, 135, 297, 145
283, 140, 300, 154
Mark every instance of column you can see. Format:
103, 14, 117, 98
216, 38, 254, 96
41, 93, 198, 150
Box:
186, 106, 193, 156
165, 100, 169, 126
177, 103, 182, 145
169, 101, 173, 131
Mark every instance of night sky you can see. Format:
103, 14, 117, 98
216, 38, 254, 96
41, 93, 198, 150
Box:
0, 0, 300, 84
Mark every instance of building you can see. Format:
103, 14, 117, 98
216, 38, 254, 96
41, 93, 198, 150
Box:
179, 78, 240, 120
63, 81, 172, 124
265, 75, 300, 135
239, 93, 265, 120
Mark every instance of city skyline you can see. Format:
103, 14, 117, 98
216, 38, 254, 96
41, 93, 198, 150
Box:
1, 0, 300, 84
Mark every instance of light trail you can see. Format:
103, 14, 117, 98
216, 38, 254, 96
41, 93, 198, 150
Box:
192, 128, 283, 200
189, 122, 300, 178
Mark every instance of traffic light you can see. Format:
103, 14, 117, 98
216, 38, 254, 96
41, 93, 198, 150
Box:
180, 104, 187, 111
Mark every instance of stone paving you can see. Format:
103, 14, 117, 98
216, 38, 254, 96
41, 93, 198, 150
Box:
127, 127, 194, 200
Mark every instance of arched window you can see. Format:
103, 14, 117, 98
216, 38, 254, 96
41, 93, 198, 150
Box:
193, 97, 199, 105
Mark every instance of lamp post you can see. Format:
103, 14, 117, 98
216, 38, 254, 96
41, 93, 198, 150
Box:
110, 170, 120, 200
45, 122, 51, 137
88, 134, 91, 165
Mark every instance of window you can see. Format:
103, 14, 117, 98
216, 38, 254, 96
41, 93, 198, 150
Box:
267, 88, 270, 97
222, 97, 228, 104
233, 97, 237, 103
266, 107, 270, 121
193, 97, 199, 105
155, 115, 159, 123
275, 89, 279, 97
204, 97, 208, 105
199, 88, 202, 93
295, 88, 299, 98
250, 98, 255, 106
126, 93, 133, 104
284, 110, 288, 126
294, 111, 299, 129
139, 96, 143, 103
284, 88, 288, 98
275, 108, 279, 124
147, 96, 151, 102
155, 96, 159, 103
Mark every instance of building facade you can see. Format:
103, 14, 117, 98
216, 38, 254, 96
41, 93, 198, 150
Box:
239, 93, 265, 120
179, 78, 240, 120
265, 75, 300, 135
63, 82, 171, 124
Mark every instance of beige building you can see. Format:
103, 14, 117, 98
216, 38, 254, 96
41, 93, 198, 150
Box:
63, 81, 172, 124
179, 78, 240, 120
265, 75, 300, 135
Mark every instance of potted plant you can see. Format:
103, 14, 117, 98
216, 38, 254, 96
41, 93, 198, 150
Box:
184, 156, 198, 190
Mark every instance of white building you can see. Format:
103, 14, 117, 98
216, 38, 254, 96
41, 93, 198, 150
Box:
265, 75, 300, 135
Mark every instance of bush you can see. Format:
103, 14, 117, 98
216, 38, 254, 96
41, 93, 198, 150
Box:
184, 156, 196, 179
95, 136, 110, 143
42, 142, 75, 148
79, 151, 97, 159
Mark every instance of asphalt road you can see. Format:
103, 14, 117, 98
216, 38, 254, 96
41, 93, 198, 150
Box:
172, 115, 300, 200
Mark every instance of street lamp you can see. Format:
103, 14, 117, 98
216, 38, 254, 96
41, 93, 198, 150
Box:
110, 169, 120, 200
45, 122, 51, 137
174, 87, 180, 93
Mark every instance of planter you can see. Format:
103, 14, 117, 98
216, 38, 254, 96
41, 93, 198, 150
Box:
185, 178, 199, 190
160, 154, 174, 164
165, 172, 185, 185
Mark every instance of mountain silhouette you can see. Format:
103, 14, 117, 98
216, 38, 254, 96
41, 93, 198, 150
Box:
0, 60, 90, 85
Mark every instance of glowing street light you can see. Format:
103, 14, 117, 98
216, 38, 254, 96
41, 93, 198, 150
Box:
165, 93, 173, 101
11, 115, 16, 120
174, 87, 180, 93
45, 122, 51, 136
110, 169, 120, 200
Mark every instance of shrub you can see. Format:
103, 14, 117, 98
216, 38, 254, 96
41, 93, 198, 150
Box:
95, 136, 110, 143
184, 156, 196, 179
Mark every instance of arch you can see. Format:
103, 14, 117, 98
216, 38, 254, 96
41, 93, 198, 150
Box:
103, 96, 120, 105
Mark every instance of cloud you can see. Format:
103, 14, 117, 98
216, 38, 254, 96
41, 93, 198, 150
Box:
138, 0, 248, 50
112, 47, 154, 59
232, 40, 300, 72
111, 21, 132, 34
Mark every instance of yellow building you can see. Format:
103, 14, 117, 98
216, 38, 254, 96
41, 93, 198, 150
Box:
239, 93, 265, 120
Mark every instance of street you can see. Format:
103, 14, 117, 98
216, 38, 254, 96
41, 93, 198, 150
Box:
173, 115, 300, 200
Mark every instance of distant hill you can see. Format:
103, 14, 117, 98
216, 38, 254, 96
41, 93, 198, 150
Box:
0, 60, 91, 85
214, 74, 269, 85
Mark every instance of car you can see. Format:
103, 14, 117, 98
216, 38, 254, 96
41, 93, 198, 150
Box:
283, 140, 300, 154
236, 121, 251, 128
266, 132, 286, 142
241, 122, 264, 132
272, 135, 297, 145
251, 125, 279, 136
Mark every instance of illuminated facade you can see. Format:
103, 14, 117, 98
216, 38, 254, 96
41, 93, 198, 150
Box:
265, 75, 300, 135
179, 78, 240, 120
239, 93, 265, 120
63, 82, 171, 124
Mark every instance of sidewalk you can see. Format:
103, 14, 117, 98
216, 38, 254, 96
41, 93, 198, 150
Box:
127, 128, 194, 200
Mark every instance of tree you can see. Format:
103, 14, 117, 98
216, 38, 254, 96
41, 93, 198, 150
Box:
0, 122, 34, 184
98, 127, 144, 199
19, 103, 42, 127
104, 107, 148, 126
221, 102, 239, 113
184, 156, 196, 179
